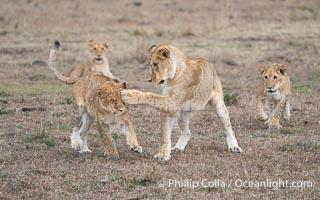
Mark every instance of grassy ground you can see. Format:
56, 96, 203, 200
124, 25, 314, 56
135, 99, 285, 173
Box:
0, 0, 319, 199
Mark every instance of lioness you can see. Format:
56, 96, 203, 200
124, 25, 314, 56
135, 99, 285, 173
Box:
48, 40, 118, 84
257, 63, 291, 129
70, 74, 142, 158
121, 44, 242, 160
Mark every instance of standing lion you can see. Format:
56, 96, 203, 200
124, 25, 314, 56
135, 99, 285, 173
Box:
121, 44, 242, 160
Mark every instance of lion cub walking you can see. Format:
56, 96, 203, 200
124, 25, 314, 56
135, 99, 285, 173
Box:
70, 74, 142, 158
257, 63, 291, 129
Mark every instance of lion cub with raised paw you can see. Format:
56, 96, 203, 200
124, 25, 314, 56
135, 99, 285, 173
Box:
48, 40, 119, 84
70, 74, 143, 158
257, 63, 291, 129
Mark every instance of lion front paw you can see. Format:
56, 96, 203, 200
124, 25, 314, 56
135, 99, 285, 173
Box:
258, 113, 269, 121
104, 150, 120, 159
269, 122, 282, 130
226, 136, 242, 153
283, 113, 291, 121
171, 147, 184, 152
129, 144, 143, 153
153, 152, 171, 161
228, 146, 243, 153
120, 89, 143, 105
265, 119, 282, 130
283, 116, 290, 121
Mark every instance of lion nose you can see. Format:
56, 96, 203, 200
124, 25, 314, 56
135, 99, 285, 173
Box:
267, 87, 272, 89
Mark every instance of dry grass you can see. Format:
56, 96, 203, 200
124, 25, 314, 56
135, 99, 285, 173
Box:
1, 0, 320, 199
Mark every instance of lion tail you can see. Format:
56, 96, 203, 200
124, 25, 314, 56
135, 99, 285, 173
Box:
48, 40, 78, 84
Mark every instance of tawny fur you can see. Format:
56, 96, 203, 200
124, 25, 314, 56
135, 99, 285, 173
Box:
121, 44, 242, 160
257, 63, 291, 130
70, 74, 142, 158
48, 40, 118, 84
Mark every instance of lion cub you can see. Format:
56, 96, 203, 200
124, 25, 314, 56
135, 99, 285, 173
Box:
70, 74, 142, 158
257, 63, 291, 129
48, 40, 119, 84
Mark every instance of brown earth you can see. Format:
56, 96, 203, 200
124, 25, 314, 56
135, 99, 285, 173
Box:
0, 0, 319, 199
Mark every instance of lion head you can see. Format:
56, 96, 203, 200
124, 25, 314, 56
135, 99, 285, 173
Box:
145, 44, 179, 87
97, 81, 128, 115
88, 40, 110, 64
260, 63, 288, 94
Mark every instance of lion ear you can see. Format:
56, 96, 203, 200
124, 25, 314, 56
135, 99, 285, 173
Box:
122, 82, 128, 89
146, 44, 157, 55
97, 89, 106, 98
276, 64, 287, 76
97, 85, 111, 98
104, 42, 110, 49
157, 48, 170, 59
117, 82, 128, 89
88, 40, 94, 47
259, 65, 267, 75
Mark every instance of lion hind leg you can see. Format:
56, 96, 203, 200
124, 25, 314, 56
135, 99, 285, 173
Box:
70, 104, 85, 133
212, 89, 242, 153
153, 113, 175, 160
70, 128, 83, 151
78, 113, 93, 153
70, 110, 93, 153
70, 104, 84, 151
172, 111, 191, 152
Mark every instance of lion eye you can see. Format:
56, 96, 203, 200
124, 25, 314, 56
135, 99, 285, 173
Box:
101, 47, 105, 51
274, 76, 277, 80
93, 47, 97, 50
264, 76, 268, 80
